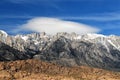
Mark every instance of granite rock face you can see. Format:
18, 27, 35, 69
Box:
0, 30, 120, 71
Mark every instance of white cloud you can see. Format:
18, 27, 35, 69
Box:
17, 17, 100, 35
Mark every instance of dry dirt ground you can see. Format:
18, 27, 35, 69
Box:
0, 59, 120, 80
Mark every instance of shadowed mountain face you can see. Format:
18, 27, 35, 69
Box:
0, 30, 120, 71
34, 36, 120, 71
0, 41, 30, 61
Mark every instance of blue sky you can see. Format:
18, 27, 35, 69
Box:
0, 0, 120, 35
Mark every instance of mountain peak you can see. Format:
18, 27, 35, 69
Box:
0, 30, 8, 37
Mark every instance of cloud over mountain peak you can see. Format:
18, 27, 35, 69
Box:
16, 17, 100, 35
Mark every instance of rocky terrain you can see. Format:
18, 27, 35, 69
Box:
0, 59, 120, 80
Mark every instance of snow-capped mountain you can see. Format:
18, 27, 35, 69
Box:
0, 30, 120, 71
1, 30, 120, 52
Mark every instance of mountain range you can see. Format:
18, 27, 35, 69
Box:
0, 30, 120, 71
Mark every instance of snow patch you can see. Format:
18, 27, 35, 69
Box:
0, 30, 8, 37
107, 40, 119, 50
74, 36, 82, 40
84, 33, 106, 40
21, 36, 28, 41
34, 41, 40, 45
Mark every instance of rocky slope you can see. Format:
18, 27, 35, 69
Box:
0, 30, 120, 71
0, 41, 30, 61
0, 59, 120, 80
35, 36, 120, 71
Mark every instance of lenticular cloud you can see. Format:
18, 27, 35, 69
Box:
19, 17, 100, 35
